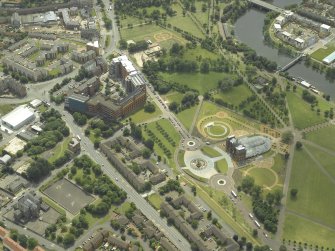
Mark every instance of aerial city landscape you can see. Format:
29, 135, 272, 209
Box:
0, 0, 334, 250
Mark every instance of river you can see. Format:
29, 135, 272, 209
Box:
234, 4, 335, 97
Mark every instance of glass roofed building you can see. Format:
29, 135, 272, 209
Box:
226, 135, 271, 162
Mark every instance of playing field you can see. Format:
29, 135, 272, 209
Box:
305, 125, 335, 152
286, 91, 325, 129
283, 213, 335, 248
44, 179, 95, 215
287, 149, 335, 227
311, 43, 335, 62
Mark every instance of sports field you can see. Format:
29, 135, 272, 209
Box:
305, 125, 335, 152
311, 43, 335, 62
286, 91, 325, 129
287, 149, 335, 227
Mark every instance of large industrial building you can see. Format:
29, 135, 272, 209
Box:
65, 55, 147, 121
1, 105, 35, 130
226, 135, 271, 162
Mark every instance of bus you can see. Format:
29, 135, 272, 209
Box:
77, 135, 81, 141
248, 213, 254, 219
254, 220, 261, 228
231, 190, 237, 198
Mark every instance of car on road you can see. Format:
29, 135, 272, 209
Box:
115, 178, 118, 181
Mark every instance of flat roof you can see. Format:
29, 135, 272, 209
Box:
323, 51, 335, 64
321, 24, 331, 29
295, 37, 304, 43
1, 105, 35, 128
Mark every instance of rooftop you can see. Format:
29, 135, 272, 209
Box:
1, 105, 35, 128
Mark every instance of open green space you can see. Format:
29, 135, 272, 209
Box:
147, 193, 163, 210
286, 91, 325, 129
183, 169, 208, 182
287, 149, 335, 227
176, 105, 198, 131
162, 91, 184, 104
304, 144, 335, 179
197, 101, 222, 119
247, 168, 276, 188
168, 3, 204, 38
160, 72, 225, 94
129, 102, 162, 124
114, 202, 131, 215
0, 104, 18, 116
201, 146, 221, 158
143, 119, 181, 169
271, 154, 286, 184
311, 44, 335, 62
193, 0, 209, 25
214, 84, 253, 107
120, 15, 144, 28
120, 23, 187, 50
177, 150, 185, 167
48, 137, 71, 163
305, 125, 335, 152
215, 159, 228, 174
283, 213, 335, 248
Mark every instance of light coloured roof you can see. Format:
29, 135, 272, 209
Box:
1, 105, 35, 128
321, 24, 331, 30
4, 137, 27, 155
30, 99, 42, 108
282, 31, 291, 37
295, 37, 304, 43
301, 80, 311, 88
323, 51, 335, 64
274, 24, 281, 29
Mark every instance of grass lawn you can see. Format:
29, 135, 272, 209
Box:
168, 3, 205, 38
42, 196, 66, 216
143, 119, 181, 169
287, 149, 335, 226
120, 15, 143, 28
38, 104, 48, 113
162, 91, 184, 104
248, 168, 276, 188
129, 102, 162, 124
271, 154, 286, 184
283, 213, 335, 248
114, 202, 131, 215
176, 105, 198, 131
304, 144, 335, 179
48, 137, 71, 163
183, 169, 208, 182
148, 193, 163, 210
193, 0, 209, 25
214, 84, 253, 107
305, 125, 335, 152
197, 101, 222, 120
286, 91, 325, 129
215, 159, 228, 174
0, 104, 18, 116
311, 44, 335, 62
121, 23, 187, 49
201, 146, 221, 158
160, 72, 225, 94
177, 150, 185, 167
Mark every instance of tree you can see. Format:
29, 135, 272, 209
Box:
94, 139, 100, 149
73, 112, 87, 126
144, 102, 156, 113
281, 131, 293, 144
169, 101, 179, 112
123, 127, 130, 137
18, 234, 28, 247
290, 188, 298, 198
130, 123, 142, 140
119, 39, 128, 50
296, 141, 303, 150
191, 185, 196, 196
63, 233, 75, 247
142, 148, 151, 159
27, 238, 38, 249
207, 210, 212, 220
144, 139, 154, 150
279, 245, 287, 251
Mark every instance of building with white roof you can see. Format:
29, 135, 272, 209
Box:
1, 105, 35, 130
110, 55, 137, 80
300, 80, 311, 88
30, 99, 42, 108
323, 51, 335, 65
320, 24, 331, 37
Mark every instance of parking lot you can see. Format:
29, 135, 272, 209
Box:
43, 178, 95, 215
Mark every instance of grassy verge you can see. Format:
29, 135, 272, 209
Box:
201, 146, 221, 158
177, 150, 185, 167
214, 159, 228, 174
148, 193, 163, 210
42, 196, 66, 216
183, 169, 208, 183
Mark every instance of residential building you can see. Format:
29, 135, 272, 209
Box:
68, 137, 80, 154
72, 50, 96, 63
10, 12, 21, 28
0, 76, 27, 97
59, 8, 80, 30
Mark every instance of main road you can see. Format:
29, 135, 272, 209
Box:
52, 105, 191, 251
